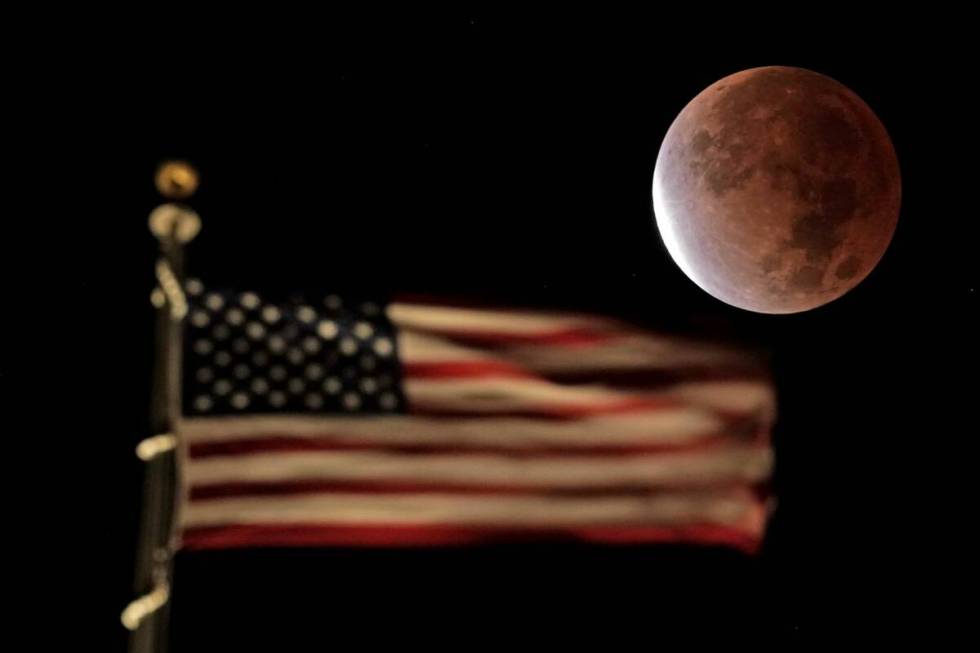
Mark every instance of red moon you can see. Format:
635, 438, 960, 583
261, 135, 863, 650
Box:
653, 66, 901, 313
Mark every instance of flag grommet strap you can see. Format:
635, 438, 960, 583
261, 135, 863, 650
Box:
120, 582, 170, 631
135, 433, 178, 461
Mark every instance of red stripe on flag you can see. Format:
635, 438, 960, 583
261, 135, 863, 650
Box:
542, 367, 772, 387
188, 476, 756, 501
186, 433, 741, 459
424, 327, 616, 347
181, 523, 762, 553
408, 396, 684, 419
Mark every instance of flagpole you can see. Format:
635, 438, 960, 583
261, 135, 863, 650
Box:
123, 162, 200, 653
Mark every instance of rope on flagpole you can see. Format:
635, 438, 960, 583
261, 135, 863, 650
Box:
125, 161, 200, 653
154, 259, 188, 320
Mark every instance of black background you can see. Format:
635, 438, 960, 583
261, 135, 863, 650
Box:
19, 11, 976, 649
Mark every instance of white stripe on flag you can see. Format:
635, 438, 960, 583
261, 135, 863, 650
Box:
388, 302, 618, 337
182, 488, 761, 529
185, 445, 772, 488
180, 410, 729, 449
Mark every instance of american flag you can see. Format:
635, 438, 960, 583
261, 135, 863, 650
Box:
177, 281, 776, 553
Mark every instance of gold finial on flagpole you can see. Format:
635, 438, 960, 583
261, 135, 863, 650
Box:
154, 160, 199, 200
149, 161, 201, 243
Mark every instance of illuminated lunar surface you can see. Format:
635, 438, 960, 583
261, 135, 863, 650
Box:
653, 66, 901, 313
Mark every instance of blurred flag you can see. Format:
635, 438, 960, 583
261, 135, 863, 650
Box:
177, 283, 775, 553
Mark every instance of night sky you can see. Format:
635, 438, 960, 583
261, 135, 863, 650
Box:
23, 13, 976, 649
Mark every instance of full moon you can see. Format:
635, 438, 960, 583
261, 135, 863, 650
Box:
653, 66, 901, 313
